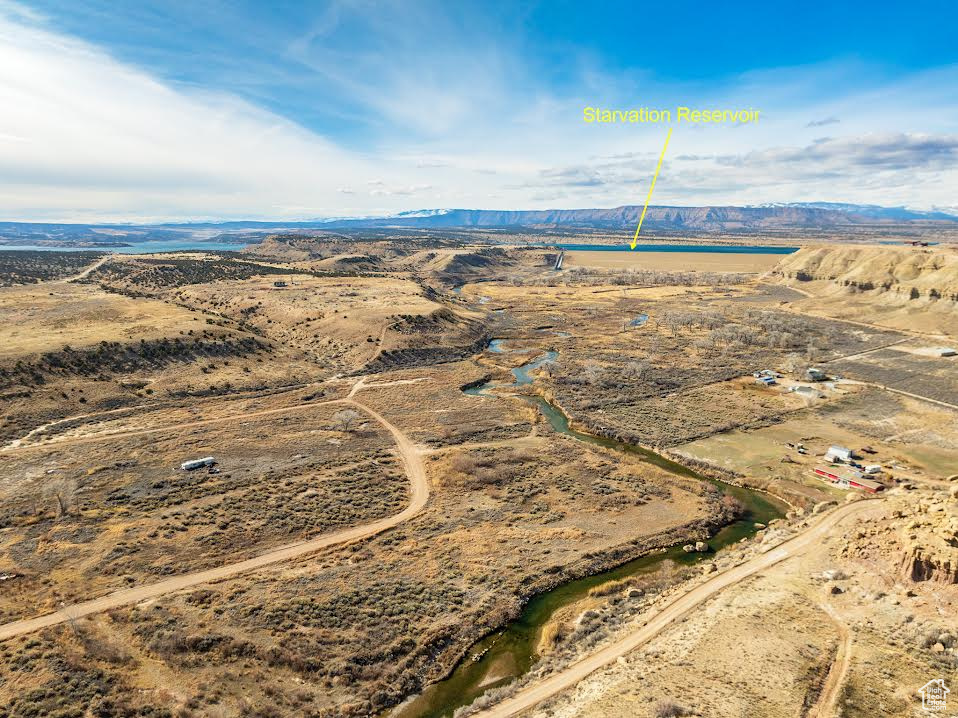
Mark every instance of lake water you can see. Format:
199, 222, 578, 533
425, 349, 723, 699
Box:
0, 240, 250, 254
556, 243, 798, 254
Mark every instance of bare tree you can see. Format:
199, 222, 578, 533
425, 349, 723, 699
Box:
659, 311, 681, 337
45, 478, 78, 518
332, 408, 361, 433
805, 342, 823, 362
782, 353, 804, 374
621, 359, 649, 381
582, 362, 604, 386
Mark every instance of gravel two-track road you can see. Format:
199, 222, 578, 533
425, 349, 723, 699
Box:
0, 397, 429, 642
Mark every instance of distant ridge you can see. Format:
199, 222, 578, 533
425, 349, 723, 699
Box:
2, 203, 957, 245
308, 204, 958, 230
143, 204, 958, 231
315, 205, 878, 230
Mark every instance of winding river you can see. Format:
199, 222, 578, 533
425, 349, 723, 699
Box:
393, 345, 785, 718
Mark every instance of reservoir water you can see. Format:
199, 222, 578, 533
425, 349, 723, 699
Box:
0, 240, 250, 254
554, 243, 797, 254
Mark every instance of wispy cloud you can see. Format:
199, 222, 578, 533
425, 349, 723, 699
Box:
806, 116, 840, 127
714, 134, 958, 172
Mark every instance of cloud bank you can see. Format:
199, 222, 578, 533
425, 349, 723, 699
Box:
1, 2, 958, 221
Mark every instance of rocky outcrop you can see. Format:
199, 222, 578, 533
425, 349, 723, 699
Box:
898, 499, 958, 584
770, 245, 958, 303
900, 547, 958, 584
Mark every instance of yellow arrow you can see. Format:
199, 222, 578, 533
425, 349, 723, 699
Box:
630, 127, 672, 250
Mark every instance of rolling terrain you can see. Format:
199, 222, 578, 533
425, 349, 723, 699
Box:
0, 238, 954, 718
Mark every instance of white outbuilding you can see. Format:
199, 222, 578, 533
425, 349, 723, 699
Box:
825, 446, 854, 463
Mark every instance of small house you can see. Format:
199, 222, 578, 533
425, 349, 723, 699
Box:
756, 376, 777, 386
863, 464, 882, 475
273, 281, 288, 288
181, 456, 216, 471
825, 445, 854, 463
806, 367, 827, 382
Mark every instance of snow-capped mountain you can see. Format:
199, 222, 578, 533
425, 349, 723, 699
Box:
753, 202, 958, 221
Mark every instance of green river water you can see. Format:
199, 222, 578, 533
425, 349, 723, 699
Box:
391, 348, 786, 718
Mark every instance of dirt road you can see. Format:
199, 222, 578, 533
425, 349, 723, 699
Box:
2, 396, 347, 453
472, 499, 876, 718
807, 602, 852, 718
0, 397, 429, 642
839, 379, 958, 411
64, 254, 111, 282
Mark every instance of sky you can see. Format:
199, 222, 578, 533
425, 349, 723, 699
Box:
1, 0, 957, 222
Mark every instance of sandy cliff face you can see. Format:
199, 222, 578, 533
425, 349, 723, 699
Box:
771, 245, 958, 302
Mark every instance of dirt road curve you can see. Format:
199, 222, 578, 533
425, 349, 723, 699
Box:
0, 398, 429, 642
472, 499, 877, 718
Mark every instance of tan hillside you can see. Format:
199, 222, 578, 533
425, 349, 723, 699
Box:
768, 245, 958, 336
771, 244, 958, 301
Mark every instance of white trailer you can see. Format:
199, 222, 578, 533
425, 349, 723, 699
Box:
180, 457, 216, 471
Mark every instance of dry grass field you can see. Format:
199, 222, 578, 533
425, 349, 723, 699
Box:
565, 249, 785, 273
173, 274, 448, 369
674, 389, 957, 504
0, 282, 201, 359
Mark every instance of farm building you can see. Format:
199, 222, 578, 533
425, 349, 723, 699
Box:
181, 456, 216, 471
931, 347, 956, 357
813, 466, 884, 493
825, 445, 854, 463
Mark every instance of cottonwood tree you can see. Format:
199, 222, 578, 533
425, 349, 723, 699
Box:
621, 359, 649, 380
805, 342, 823, 362
781, 353, 804, 374
332, 408, 361, 433
582, 362, 604, 385
45, 478, 78, 518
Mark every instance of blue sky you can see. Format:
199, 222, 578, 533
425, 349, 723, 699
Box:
1, 0, 957, 221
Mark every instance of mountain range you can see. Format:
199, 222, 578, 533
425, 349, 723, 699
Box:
1, 203, 956, 246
